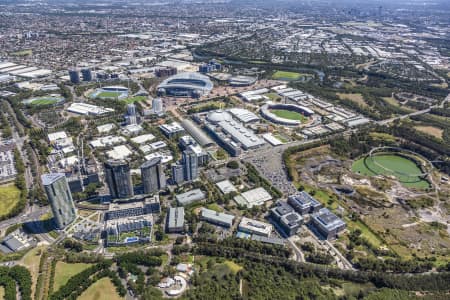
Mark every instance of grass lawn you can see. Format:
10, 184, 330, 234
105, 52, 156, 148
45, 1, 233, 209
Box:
272, 70, 302, 80
273, 134, 288, 143
271, 109, 308, 122
352, 154, 430, 189
0, 286, 4, 299
264, 93, 281, 101
346, 219, 383, 248
78, 277, 124, 300
414, 126, 443, 139
206, 203, 223, 212
0, 184, 21, 218
20, 246, 47, 298
223, 260, 243, 274
29, 97, 60, 106
122, 96, 146, 104
97, 91, 122, 98
53, 262, 92, 292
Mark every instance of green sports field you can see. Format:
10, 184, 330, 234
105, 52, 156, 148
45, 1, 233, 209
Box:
96, 91, 122, 98
31, 98, 59, 105
272, 71, 302, 80
352, 154, 430, 189
271, 109, 308, 122
0, 185, 21, 218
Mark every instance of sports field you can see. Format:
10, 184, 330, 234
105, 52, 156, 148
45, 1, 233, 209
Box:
53, 262, 92, 291
0, 184, 21, 218
352, 154, 430, 189
272, 71, 301, 80
271, 109, 308, 122
78, 277, 124, 300
96, 91, 122, 98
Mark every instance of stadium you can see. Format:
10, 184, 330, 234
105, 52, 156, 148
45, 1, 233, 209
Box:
157, 72, 213, 98
22, 95, 65, 106
90, 86, 129, 100
352, 146, 432, 189
260, 102, 314, 126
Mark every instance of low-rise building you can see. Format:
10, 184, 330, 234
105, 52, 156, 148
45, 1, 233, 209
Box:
234, 187, 272, 208
238, 217, 272, 237
175, 189, 206, 206
200, 208, 235, 228
167, 207, 185, 233
160, 122, 185, 138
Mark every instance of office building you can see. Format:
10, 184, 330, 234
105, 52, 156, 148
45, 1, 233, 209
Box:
160, 122, 185, 138
68, 69, 80, 84
171, 163, 184, 185
81, 68, 92, 81
105, 195, 160, 220
126, 103, 138, 125
104, 160, 134, 199
287, 192, 322, 215
200, 208, 234, 228
42, 173, 77, 229
270, 201, 303, 237
141, 158, 166, 194
182, 149, 198, 182
311, 208, 346, 240
152, 98, 164, 115
167, 207, 185, 233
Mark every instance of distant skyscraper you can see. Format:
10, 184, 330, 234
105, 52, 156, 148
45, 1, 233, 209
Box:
141, 157, 166, 194
42, 173, 77, 229
81, 68, 92, 81
126, 103, 137, 125
182, 149, 198, 182
171, 163, 185, 185
68, 69, 80, 84
104, 160, 134, 199
152, 98, 164, 115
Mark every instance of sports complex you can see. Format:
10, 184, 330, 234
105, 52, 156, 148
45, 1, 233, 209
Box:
157, 72, 213, 98
260, 102, 314, 126
22, 95, 65, 106
352, 147, 432, 189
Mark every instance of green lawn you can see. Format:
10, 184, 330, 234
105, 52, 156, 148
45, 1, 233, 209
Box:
206, 203, 223, 212
53, 262, 92, 292
273, 134, 288, 143
122, 96, 146, 104
352, 154, 430, 189
96, 91, 122, 98
264, 93, 281, 101
272, 71, 302, 80
78, 277, 124, 300
223, 260, 243, 274
271, 109, 308, 122
0, 185, 21, 218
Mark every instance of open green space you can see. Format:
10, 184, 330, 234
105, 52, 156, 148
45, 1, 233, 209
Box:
78, 277, 124, 300
223, 260, 243, 274
206, 203, 223, 212
29, 98, 60, 106
0, 185, 21, 218
271, 109, 308, 122
53, 262, 92, 292
0, 286, 4, 299
122, 96, 147, 104
352, 154, 430, 189
272, 70, 302, 80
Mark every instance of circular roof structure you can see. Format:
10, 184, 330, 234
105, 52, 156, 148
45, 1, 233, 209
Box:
157, 72, 213, 97
206, 110, 232, 123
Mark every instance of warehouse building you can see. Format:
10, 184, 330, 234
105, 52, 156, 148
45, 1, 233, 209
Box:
238, 217, 273, 237
234, 187, 272, 208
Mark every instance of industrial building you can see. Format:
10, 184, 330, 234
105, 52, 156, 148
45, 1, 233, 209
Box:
42, 173, 77, 229
141, 158, 166, 194
167, 207, 185, 233
180, 119, 215, 148
238, 217, 273, 237
287, 191, 322, 215
270, 201, 303, 237
175, 189, 206, 206
67, 102, 114, 116
104, 160, 134, 199
0, 229, 37, 254
204, 110, 265, 154
200, 208, 235, 228
311, 208, 346, 240
157, 72, 213, 98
